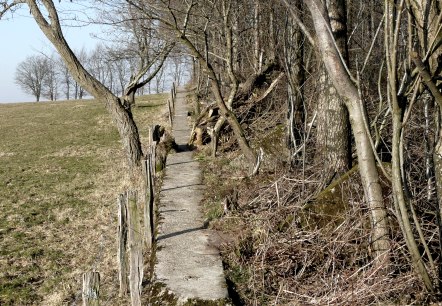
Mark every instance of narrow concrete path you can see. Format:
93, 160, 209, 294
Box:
155, 89, 228, 303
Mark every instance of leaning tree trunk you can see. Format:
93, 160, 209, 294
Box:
409, 3, 442, 287
26, 0, 143, 173
306, 0, 390, 267
384, 0, 434, 291
409, 9, 442, 287
314, 0, 351, 185
177, 14, 258, 172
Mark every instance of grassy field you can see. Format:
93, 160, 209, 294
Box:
0, 95, 167, 305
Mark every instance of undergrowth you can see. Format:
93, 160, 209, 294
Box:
201, 149, 436, 305
198, 86, 439, 305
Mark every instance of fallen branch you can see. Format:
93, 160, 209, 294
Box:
254, 72, 285, 104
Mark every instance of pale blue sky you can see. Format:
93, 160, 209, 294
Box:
0, 4, 101, 103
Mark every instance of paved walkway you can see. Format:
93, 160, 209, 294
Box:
155, 89, 228, 303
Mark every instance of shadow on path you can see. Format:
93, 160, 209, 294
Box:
157, 226, 205, 241
162, 183, 203, 192
155, 88, 228, 302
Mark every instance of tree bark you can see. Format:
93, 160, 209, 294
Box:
82, 271, 100, 306
314, 0, 351, 184
253, 1, 261, 73
305, 0, 390, 267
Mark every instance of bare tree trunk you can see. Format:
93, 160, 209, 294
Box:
173, 2, 258, 171
434, 125, 442, 288
314, 0, 351, 184
306, 0, 390, 267
409, 7, 442, 287
122, 44, 173, 106
253, 0, 261, 73
26, 0, 143, 172
283, 0, 305, 164
315, 69, 350, 182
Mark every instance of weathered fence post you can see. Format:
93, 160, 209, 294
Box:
127, 191, 143, 306
149, 144, 157, 229
82, 271, 100, 306
143, 156, 155, 249
208, 127, 218, 158
167, 99, 173, 127
117, 193, 128, 297
171, 82, 176, 111
149, 126, 158, 178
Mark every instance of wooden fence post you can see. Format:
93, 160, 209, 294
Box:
117, 193, 128, 297
127, 191, 143, 306
149, 126, 157, 178
82, 271, 100, 306
143, 157, 155, 249
149, 146, 157, 229
167, 99, 173, 127
208, 127, 218, 158
171, 82, 176, 111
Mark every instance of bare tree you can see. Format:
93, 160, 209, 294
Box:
58, 56, 73, 100
87, 44, 111, 88
3, 0, 143, 173
74, 48, 88, 99
15, 54, 50, 102
96, 1, 175, 105
314, 0, 351, 185
41, 54, 59, 101
124, 0, 260, 172
296, 0, 391, 267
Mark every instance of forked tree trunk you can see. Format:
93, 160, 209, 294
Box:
410, 11, 442, 287
306, 0, 390, 267
124, 90, 136, 106
26, 0, 143, 172
122, 44, 173, 107
385, 0, 434, 291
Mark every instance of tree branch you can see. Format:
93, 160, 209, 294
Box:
412, 52, 442, 108
0, 0, 24, 19
280, 0, 315, 46
254, 72, 285, 104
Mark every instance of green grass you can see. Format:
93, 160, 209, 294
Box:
0, 95, 167, 305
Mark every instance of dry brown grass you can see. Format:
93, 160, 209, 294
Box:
0, 94, 167, 305
202, 153, 436, 305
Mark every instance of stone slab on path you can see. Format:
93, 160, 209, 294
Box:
155, 89, 228, 303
